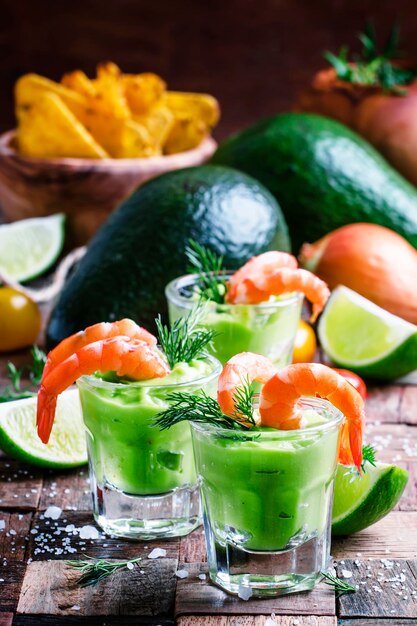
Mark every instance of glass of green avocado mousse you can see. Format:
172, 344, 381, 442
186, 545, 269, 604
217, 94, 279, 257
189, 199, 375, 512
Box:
77, 354, 221, 540
191, 397, 343, 596
166, 271, 302, 366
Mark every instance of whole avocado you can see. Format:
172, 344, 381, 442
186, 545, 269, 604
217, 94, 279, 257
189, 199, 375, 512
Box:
211, 113, 417, 252
47, 165, 290, 347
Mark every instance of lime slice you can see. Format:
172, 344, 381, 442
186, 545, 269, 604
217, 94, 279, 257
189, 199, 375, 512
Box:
332, 461, 409, 536
318, 286, 417, 379
0, 389, 87, 468
0, 214, 65, 282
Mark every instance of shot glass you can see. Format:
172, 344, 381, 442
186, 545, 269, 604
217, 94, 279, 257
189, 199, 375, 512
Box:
77, 354, 221, 540
166, 272, 303, 366
191, 397, 344, 597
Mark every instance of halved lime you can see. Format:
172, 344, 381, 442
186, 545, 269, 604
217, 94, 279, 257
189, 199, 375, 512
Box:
318, 286, 417, 379
0, 389, 87, 468
332, 461, 409, 536
0, 214, 65, 282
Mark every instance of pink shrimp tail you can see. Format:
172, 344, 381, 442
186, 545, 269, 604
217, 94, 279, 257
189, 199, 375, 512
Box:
37, 386, 58, 445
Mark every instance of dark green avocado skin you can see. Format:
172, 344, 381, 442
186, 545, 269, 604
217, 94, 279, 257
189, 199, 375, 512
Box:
211, 113, 417, 252
46, 165, 290, 347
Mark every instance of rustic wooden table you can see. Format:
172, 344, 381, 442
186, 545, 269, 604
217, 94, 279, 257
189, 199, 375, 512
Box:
0, 351, 416, 626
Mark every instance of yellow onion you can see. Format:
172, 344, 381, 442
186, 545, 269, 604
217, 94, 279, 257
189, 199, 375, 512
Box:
299, 223, 417, 324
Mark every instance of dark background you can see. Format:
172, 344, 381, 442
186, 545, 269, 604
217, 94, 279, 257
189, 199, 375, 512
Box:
1, 0, 417, 139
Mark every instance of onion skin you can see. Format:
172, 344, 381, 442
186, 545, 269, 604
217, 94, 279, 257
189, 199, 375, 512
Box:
299, 223, 417, 324
295, 67, 417, 187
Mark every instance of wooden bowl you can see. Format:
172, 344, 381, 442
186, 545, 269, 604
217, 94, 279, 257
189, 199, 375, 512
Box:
0, 131, 217, 245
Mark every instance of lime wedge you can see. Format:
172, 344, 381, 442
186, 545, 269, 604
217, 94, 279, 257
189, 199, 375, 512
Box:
0, 214, 65, 282
332, 462, 409, 536
0, 389, 87, 468
318, 286, 417, 379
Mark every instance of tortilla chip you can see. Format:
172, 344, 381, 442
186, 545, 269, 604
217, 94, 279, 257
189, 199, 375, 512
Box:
16, 92, 108, 159
91, 62, 130, 120
164, 116, 208, 154
164, 91, 220, 127
134, 104, 174, 148
61, 70, 97, 98
123, 73, 166, 115
15, 73, 88, 121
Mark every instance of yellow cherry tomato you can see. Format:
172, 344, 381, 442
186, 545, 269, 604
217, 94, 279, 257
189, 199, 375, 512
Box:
0, 288, 41, 352
292, 320, 317, 363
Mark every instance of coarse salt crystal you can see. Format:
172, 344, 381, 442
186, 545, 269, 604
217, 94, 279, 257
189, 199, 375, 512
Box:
79, 525, 99, 540
44, 506, 62, 520
198, 574, 207, 581
148, 548, 166, 559
176, 569, 189, 579
70, 605, 80, 611
265, 618, 278, 626
126, 562, 134, 570
341, 569, 353, 579
0, 521, 5, 531
237, 584, 252, 601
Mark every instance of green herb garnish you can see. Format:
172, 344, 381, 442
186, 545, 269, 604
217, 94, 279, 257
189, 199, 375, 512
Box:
66, 555, 142, 587
155, 303, 215, 369
361, 444, 377, 472
324, 21, 417, 93
0, 346, 47, 403
321, 571, 357, 598
186, 239, 227, 304
154, 378, 256, 431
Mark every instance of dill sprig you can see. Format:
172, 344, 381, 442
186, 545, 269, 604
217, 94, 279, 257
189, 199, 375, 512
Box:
155, 304, 215, 369
324, 21, 417, 93
0, 346, 47, 403
361, 444, 377, 472
154, 378, 256, 431
186, 239, 227, 304
321, 571, 356, 598
66, 555, 142, 587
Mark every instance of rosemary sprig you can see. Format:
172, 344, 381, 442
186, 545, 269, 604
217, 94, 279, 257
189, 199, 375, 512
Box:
155, 303, 215, 369
361, 444, 377, 472
324, 21, 417, 93
321, 571, 356, 598
154, 378, 256, 431
0, 346, 47, 403
66, 555, 142, 587
186, 239, 227, 304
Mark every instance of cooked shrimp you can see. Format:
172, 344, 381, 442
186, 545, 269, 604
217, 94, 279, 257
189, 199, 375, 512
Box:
259, 363, 364, 471
217, 352, 277, 419
226, 253, 330, 322
43, 319, 156, 379
226, 251, 298, 305
37, 337, 170, 444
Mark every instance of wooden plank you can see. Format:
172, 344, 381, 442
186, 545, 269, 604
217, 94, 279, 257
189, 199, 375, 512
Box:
400, 386, 417, 426
332, 511, 417, 559
336, 558, 417, 618
396, 461, 417, 511
363, 423, 417, 464
177, 617, 337, 626
366, 386, 403, 424
17, 559, 177, 616
39, 467, 91, 512
174, 563, 335, 617
179, 527, 206, 563
0, 459, 43, 510
12, 617, 174, 625
27, 510, 179, 560
338, 617, 417, 626
0, 562, 26, 612
0, 511, 32, 560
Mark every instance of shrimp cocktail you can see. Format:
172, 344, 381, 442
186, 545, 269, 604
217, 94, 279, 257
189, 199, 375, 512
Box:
156, 353, 365, 597
166, 243, 330, 366
36, 313, 221, 540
